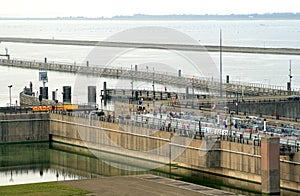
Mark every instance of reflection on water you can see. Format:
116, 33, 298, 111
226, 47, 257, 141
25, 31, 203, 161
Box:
0, 142, 85, 186
0, 142, 299, 196
0, 169, 84, 186
0, 142, 164, 187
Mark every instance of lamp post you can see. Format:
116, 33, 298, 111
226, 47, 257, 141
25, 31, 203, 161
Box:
8, 85, 12, 107
199, 118, 202, 139
229, 112, 233, 141
152, 67, 155, 108
235, 91, 239, 115
130, 65, 134, 102
89, 110, 98, 126
192, 75, 195, 108
61, 92, 64, 107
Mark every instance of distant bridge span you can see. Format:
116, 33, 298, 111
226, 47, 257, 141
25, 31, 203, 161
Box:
1, 37, 300, 55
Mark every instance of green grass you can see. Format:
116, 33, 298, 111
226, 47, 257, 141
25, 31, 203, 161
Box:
0, 182, 90, 196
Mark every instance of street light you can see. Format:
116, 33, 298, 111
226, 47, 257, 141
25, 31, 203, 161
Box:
159, 103, 163, 119
89, 110, 98, 126
229, 111, 234, 142
199, 118, 202, 139
191, 75, 195, 108
8, 85, 12, 107
235, 91, 239, 115
152, 67, 155, 107
130, 65, 134, 102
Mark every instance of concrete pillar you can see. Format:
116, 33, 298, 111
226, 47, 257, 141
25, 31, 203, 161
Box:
63, 86, 71, 103
261, 137, 280, 194
178, 69, 181, 77
40, 87, 48, 99
226, 75, 229, 83
88, 86, 96, 104
52, 91, 56, 101
185, 87, 189, 99
103, 82, 107, 106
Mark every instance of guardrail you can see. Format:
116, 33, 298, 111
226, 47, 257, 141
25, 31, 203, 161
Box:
1, 109, 298, 153
120, 114, 300, 153
85, 112, 300, 150
0, 58, 296, 96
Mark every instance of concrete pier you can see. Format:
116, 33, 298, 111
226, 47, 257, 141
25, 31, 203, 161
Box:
0, 58, 293, 97
1, 37, 300, 55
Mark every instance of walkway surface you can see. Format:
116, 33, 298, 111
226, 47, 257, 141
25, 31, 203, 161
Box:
60, 174, 239, 196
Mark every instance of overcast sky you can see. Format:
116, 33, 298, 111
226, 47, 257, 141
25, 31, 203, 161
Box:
1, 0, 299, 18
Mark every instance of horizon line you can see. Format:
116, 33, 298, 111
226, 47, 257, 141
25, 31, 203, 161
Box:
1, 12, 300, 20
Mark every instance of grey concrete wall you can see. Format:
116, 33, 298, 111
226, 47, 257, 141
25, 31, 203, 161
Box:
226, 100, 300, 119
0, 113, 49, 143
49, 113, 262, 188
280, 152, 300, 191
2, 112, 300, 192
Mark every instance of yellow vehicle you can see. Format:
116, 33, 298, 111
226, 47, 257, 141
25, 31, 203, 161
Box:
32, 104, 78, 112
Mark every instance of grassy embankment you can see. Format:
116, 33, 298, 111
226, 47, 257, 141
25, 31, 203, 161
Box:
0, 182, 90, 196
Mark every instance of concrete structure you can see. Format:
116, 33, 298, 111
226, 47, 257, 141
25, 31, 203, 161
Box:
1, 112, 299, 193
1, 37, 300, 55
174, 98, 300, 120
231, 100, 300, 120
0, 113, 49, 142
261, 137, 280, 194
20, 92, 58, 106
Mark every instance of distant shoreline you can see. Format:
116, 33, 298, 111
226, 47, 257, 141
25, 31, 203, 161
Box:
1, 13, 300, 21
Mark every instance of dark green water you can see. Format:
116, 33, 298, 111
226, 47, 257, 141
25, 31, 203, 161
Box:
0, 142, 298, 196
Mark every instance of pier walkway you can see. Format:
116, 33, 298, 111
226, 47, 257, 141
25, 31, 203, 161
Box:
0, 58, 295, 96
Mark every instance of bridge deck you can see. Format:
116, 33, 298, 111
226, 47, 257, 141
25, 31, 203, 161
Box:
0, 58, 295, 96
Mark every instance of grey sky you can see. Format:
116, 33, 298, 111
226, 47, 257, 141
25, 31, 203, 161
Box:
0, 0, 299, 18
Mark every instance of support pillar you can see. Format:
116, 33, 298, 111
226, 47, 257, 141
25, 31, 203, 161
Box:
185, 87, 189, 99
103, 82, 107, 106
261, 137, 280, 194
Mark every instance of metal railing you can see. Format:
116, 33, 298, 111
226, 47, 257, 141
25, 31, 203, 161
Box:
0, 58, 296, 95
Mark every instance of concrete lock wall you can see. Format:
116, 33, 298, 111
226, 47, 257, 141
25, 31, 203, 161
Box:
51, 114, 172, 165
0, 113, 49, 143
280, 152, 300, 191
49, 114, 263, 184
228, 101, 300, 118
1, 112, 300, 192
220, 142, 261, 182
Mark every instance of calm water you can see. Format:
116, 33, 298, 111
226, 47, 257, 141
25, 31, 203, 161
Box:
0, 20, 300, 106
